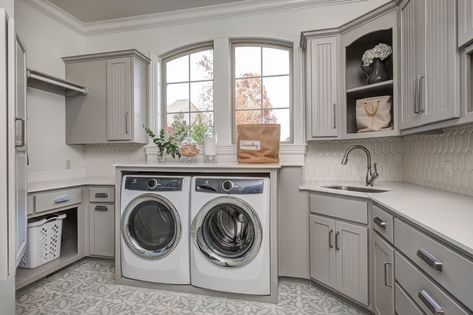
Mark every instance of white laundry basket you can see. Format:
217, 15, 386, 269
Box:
19, 214, 67, 269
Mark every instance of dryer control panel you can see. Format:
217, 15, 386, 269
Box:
195, 178, 264, 194
125, 176, 183, 191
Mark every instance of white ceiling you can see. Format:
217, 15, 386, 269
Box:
47, 0, 249, 23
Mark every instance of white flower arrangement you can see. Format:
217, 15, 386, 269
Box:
362, 43, 392, 67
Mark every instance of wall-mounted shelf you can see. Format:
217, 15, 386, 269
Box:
27, 69, 88, 96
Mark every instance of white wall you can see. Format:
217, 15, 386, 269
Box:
15, 1, 86, 182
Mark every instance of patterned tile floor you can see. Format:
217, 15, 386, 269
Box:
16, 259, 368, 315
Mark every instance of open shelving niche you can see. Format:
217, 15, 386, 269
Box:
16, 207, 80, 289
344, 28, 398, 139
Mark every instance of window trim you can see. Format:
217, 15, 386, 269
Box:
161, 42, 214, 133
230, 39, 294, 143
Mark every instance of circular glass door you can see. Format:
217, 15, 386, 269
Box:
122, 194, 181, 260
191, 196, 262, 267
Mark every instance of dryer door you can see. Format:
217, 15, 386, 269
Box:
192, 196, 262, 267
122, 194, 181, 260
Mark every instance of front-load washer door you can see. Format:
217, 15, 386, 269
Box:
122, 193, 181, 260
192, 196, 262, 268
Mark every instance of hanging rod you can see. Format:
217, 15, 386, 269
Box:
27, 69, 88, 96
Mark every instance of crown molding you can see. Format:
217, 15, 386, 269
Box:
20, 0, 368, 36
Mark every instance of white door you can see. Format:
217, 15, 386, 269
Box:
15, 35, 27, 266
373, 232, 394, 315
335, 220, 368, 305
309, 214, 336, 288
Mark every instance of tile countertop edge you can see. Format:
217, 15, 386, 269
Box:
28, 176, 115, 193
301, 182, 473, 259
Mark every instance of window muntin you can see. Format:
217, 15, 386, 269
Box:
163, 46, 214, 144
232, 42, 292, 142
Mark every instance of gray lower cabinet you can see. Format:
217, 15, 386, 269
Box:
394, 283, 424, 315
304, 35, 339, 139
458, 0, 473, 47
63, 50, 150, 144
400, 0, 459, 130
373, 232, 394, 315
89, 204, 115, 257
309, 214, 368, 305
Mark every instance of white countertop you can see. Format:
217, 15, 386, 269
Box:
301, 181, 473, 257
28, 176, 115, 193
114, 161, 282, 169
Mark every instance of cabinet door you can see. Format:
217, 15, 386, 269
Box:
107, 58, 132, 141
335, 220, 368, 305
89, 204, 115, 257
309, 214, 336, 288
423, 0, 459, 124
306, 37, 338, 138
400, 0, 425, 129
373, 232, 394, 315
458, 0, 473, 47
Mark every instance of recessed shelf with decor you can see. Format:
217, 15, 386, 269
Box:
341, 10, 399, 139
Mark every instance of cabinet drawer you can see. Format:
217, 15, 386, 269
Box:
372, 204, 393, 243
309, 193, 367, 224
89, 186, 115, 203
395, 252, 469, 314
395, 219, 473, 311
34, 188, 82, 213
394, 283, 424, 315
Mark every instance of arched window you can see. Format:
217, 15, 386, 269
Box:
232, 40, 292, 142
162, 43, 214, 144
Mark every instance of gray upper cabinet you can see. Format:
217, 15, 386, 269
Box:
458, 0, 473, 48
63, 50, 150, 144
304, 36, 339, 139
400, 0, 459, 130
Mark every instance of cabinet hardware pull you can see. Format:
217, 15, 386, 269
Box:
383, 262, 392, 287
414, 77, 419, 114
95, 205, 109, 211
15, 118, 26, 148
332, 103, 337, 129
417, 248, 443, 272
54, 196, 71, 204
329, 230, 333, 248
417, 75, 425, 113
418, 290, 445, 314
373, 217, 387, 230
335, 232, 340, 250
95, 193, 108, 199
125, 112, 129, 134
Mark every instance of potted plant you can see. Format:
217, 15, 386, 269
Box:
145, 127, 181, 163
361, 43, 392, 84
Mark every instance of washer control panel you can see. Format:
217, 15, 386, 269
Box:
125, 176, 183, 191
195, 178, 264, 194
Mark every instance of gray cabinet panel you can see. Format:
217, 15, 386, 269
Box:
400, 0, 459, 130
336, 220, 368, 305
458, 0, 473, 47
107, 58, 132, 141
373, 232, 394, 315
306, 36, 338, 138
309, 214, 337, 288
66, 60, 108, 144
89, 204, 115, 257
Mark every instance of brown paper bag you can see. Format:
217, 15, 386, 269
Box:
237, 124, 280, 163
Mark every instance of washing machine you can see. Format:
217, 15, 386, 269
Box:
190, 176, 270, 295
120, 175, 191, 284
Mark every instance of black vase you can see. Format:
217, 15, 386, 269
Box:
362, 59, 390, 84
